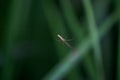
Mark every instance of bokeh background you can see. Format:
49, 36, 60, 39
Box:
0, 0, 120, 80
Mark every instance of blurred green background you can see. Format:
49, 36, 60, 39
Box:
0, 0, 120, 80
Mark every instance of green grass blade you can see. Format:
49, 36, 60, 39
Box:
60, 0, 84, 42
60, 0, 96, 80
1, 0, 25, 80
83, 0, 105, 79
94, 0, 110, 24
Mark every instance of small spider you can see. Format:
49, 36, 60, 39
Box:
57, 34, 73, 49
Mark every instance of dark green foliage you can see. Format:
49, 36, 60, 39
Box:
0, 0, 119, 80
